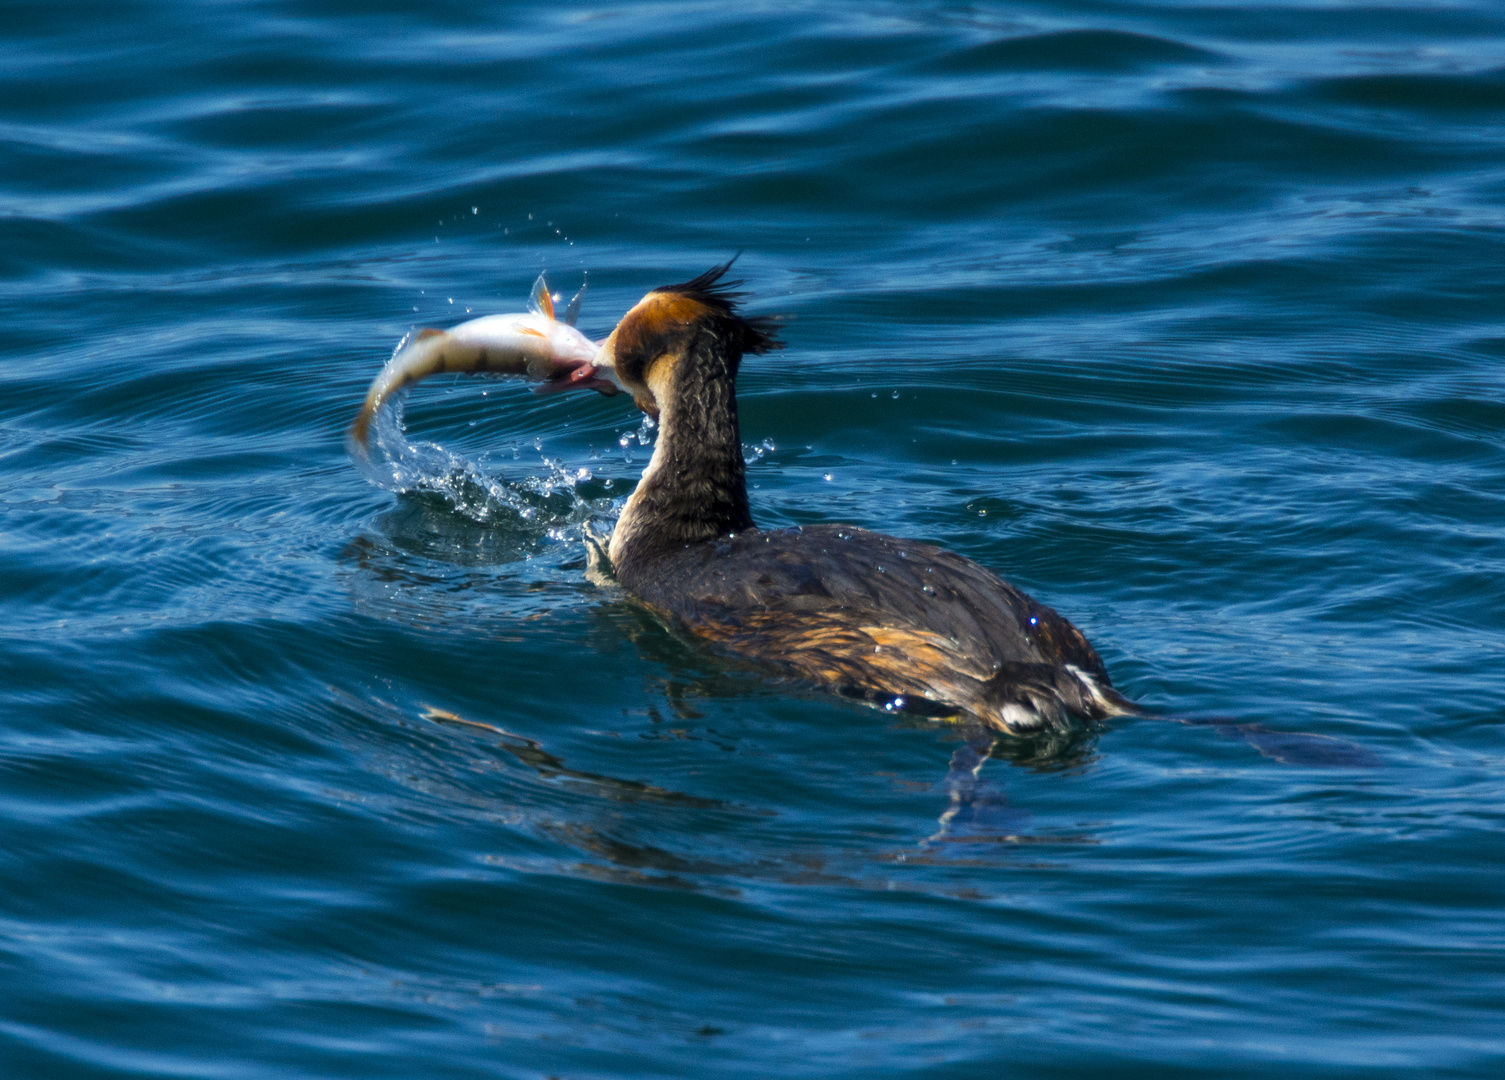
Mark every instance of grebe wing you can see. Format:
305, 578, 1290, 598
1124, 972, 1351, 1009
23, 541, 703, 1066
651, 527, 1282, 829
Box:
625, 524, 1108, 686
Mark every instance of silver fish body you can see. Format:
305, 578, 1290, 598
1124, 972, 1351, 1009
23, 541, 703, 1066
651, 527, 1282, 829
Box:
349, 275, 614, 454
348, 313, 599, 448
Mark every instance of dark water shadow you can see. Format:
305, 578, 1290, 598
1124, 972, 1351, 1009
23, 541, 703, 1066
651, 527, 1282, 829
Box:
421, 705, 731, 811
1169, 714, 1386, 769
414, 697, 1035, 899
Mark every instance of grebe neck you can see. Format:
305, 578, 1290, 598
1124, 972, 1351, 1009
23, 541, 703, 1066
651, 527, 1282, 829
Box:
609, 330, 753, 568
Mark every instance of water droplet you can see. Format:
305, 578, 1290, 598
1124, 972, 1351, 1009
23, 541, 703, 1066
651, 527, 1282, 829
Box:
823, 473, 833, 482
471, 206, 478, 214
891, 390, 900, 399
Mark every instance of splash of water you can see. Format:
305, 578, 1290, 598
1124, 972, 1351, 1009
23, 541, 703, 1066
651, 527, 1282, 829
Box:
351, 387, 614, 543
616, 413, 657, 463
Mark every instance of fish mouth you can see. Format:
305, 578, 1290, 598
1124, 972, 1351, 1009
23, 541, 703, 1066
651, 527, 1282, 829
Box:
535, 356, 622, 396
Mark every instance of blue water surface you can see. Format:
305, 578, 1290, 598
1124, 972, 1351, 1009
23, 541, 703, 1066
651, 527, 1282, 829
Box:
3, 1, 1504, 1076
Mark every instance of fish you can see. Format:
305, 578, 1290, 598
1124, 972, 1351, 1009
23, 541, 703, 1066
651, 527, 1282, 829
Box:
348, 273, 618, 455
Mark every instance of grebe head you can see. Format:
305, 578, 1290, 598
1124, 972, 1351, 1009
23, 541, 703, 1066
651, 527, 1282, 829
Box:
589, 259, 782, 417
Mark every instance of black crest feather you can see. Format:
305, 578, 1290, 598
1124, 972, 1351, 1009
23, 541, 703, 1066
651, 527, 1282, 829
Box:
657, 256, 784, 355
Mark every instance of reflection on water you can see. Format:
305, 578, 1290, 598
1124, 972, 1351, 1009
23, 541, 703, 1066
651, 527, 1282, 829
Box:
422, 705, 727, 810
401, 699, 1064, 899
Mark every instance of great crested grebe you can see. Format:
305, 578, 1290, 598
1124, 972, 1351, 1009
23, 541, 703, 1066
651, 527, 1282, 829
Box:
576, 261, 1135, 736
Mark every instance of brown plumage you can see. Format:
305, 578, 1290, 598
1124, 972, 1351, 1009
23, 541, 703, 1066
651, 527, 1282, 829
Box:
588, 261, 1132, 735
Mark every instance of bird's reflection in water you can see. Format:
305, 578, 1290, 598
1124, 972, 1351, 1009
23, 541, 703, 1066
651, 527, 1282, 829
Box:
421, 706, 724, 811
420, 702, 1002, 898
362, 671, 1374, 899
